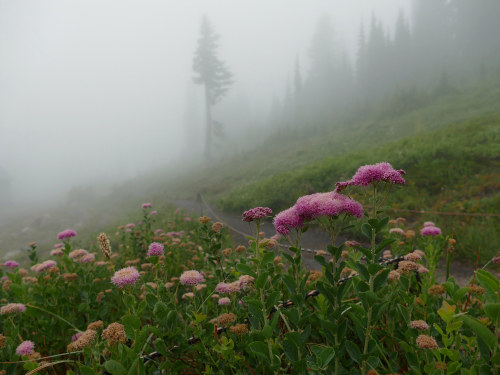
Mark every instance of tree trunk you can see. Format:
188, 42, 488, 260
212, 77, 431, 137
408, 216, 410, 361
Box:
204, 84, 212, 160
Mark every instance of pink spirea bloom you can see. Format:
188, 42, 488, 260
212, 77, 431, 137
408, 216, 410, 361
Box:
154, 229, 163, 234
77, 253, 95, 263
179, 270, 205, 286
4, 260, 19, 268
242, 207, 272, 222
185, 217, 191, 221
273, 206, 304, 235
125, 223, 135, 229
57, 229, 77, 240
0, 303, 26, 315
50, 249, 64, 256
389, 228, 405, 235
295, 192, 363, 221
1, 276, 8, 281
31, 260, 57, 273
142, 203, 152, 208
54, 243, 64, 249
215, 281, 240, 294
147, 242, 164, 257
111, 267, 140, 288
423, 221, 435, 227
72, 332, 83, 341
336, 162, 406, 190
69, 249, 89, 259
151, 210, 157, 215
420, 226, 442, 236
125, 229, 131, 233
493, 257, 500, 264
16, 341, 35, 356
218, 297, 231, 306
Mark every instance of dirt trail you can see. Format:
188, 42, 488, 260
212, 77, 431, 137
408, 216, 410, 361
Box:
170, 198, 494, 286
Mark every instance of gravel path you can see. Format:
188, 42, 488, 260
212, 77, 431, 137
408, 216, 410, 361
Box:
170, 198, 489, 286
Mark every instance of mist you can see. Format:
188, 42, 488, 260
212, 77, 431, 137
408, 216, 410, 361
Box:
0, 0, 412, 208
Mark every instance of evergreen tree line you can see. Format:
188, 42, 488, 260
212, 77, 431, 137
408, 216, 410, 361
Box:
271, 0, 500, 132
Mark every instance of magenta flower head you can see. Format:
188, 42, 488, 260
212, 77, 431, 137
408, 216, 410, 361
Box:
57, 229, 77, 240
423, 221, 435, 227
31, 260, 57, 273
72, 332, 83, 342
218, 297, 231, 306
180, 270, 205, 286
493, 257, 500, 264
142, 203, 152, 208
4, 260, 19, 268
147, 242, 164, 257
295, 192, 363, 221
50, 249, 64, 256
273, 206, 304, 235
16, 340, 35, 356
151, 210, 157, 215
125, 223, 136, 229
111, 267, 140, 288
54, 243, 64, 249
421, 226, 442, 236
336, 162, 406, 190
242, 207, 272, 222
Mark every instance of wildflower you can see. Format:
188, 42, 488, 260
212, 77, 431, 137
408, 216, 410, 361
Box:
468, 285, 485, 295
404, 230, 416, 239
195, 284, 207, 291
180, 270, 204, 286
428, 285, 446, 295
22, 276, 38, 284
389, 228, 404, 235
2, 280, 11, 291
345, 240, 361, 247
50, 249, 63, 256
448, 238, 456, 246
211, 294, 220, 299
16, 341, 35, 356
221, 248, 232, 256
77, 254, 95, 263
62, 273, 78, 281
95, 261, 108, 266
421, 226, 442, 236
182, 292, 194, 300
405, 252, 422, 262
125, 259, 141, 266
398, 261, 419, 273
147, 242, 164, 257
199, 216, 211, 224
18, 269, 28, 277
230, 324, 248, 335
383, 250, 393, 259
493, 257, 500, 264
218, 297, 231, 306
308, 270, 323, 282
31, 260, 57, 272
410, 320, 429, 330
57, 229, 77, 240
72, 332, 83, 342
87, 320, 104, 331
97, 233, 112, 259
216, 282, 239, 294
102, 323, 127, 345
315, 250, 327, 256
4, 260, 19, 268
69, 249, 89, 259
54, 243, 64, 249
0, 334, 6, 349
151, 210, 157, 215
111, 267, 140, 288
336, 162, 406, 190
295, 192, 363, 221
238, 275, 254, 289
273, 207, 304, 235
341, 267, 354, 277
417, 265, 429, 274
212, 222, 223, 233
423, 221, 435, 227
341, 250, 349, 259
414, 249, 425, 258
416, 335, 439, 349
388, 270, 400, 281
217, 313, 236, 326
165, 282, 174, 289
142, 203, 152, 208
242, 207, 272, 222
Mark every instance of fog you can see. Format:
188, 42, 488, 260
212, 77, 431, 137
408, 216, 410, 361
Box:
0, 0, 412, 208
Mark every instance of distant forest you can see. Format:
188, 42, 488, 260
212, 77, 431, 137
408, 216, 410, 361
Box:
269, 0, 500, 131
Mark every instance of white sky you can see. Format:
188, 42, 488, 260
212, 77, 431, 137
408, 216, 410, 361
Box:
0, 0, 410, 203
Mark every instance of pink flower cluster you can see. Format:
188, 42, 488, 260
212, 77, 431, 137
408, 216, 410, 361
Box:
421, 226, 442, 236
57, 229, 77, 240
4, 260, 19, 268
335, 162, 406, 190
142, 203, 152, 208
16, 340, 35, 356
111, 267, 140, 288
50, 249, 64, 256
54, 243, 64, 249
0, 303, 26, 315
179, 270, 205, 286
273, 192, 363, 236
31, 260, 57, 272
147, 242, 164, 257
242, 207, 273, 222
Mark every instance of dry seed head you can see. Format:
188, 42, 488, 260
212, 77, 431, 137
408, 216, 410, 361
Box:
468, 285, 485, 295
428, 285, 446, 295
388, 270, 400, 281
102, 322, 127, 345
398, 261, 419, 273
217, 313, 236, 326
199, 216, 211, 224
97, 233, 112, 259
229, 324, 248, 335
416, 334, 439, 349
0, 334, 6, 349
221, 248, 232, 256
235, 245, 246, 253
87, 320, 104, 331
68, 329, 97, 351
410, 320, 429, 330
62, 273, 78, 281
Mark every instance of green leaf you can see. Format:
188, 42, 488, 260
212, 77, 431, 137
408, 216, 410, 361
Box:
153, 301, 169, 322
282, 274, 297, 294
248, 341, 269, 360
375, 217, 389, 232
256, 272, 268, 289
79, 366, 95, 375
262, 325, 273, 339
104, 360, 127, 375
283, 338, 299, 362
462, 315, 497, 350
373, 269, 390, 291
261, 251, 275, 267
345, 340, 362, 364
484, 303, 500, 326
121, 314, 141, 339
361, 223, 372, 240
453, 287, 470, 303
476, 270, 499, 302
355, 263, 369, 281
236, 263, 256, 278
